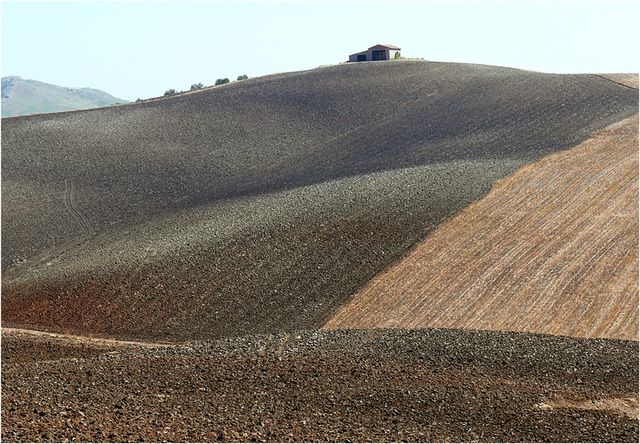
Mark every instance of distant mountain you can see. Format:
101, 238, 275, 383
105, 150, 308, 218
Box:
1, 76, 127, 117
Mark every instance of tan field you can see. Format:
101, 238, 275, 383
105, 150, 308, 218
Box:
324, 113, 639, 340
600, 73, 640, 89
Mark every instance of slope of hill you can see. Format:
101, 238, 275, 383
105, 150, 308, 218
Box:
324, 113, 639, 340
1, 76, 127, 117
600, 73, 639, 89
2, 61, 638, 342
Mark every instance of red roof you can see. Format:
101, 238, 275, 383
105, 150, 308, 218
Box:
349, 44, 401, 57
368, 44, 401, 51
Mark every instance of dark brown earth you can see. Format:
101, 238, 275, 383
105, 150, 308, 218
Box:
2, 328, 638, 443
4, 62, 636, 273
2, 63, 638, 443
3, 61, 638, 342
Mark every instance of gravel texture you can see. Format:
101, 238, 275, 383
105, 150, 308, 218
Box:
2, 328, 638, 442
2, 61, 638, 342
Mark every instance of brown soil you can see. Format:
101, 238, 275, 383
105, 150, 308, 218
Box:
2, 328, 638, 443
3, 63, 638, 343
324, 115, 639, 340
600, 73, 639, 89
0, 328, 159, 364
2, 64, 638, 443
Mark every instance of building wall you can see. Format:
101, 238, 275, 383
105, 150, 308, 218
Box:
349, 48, 401, 62
367, 49, 390, 61
349, 52, 368, 62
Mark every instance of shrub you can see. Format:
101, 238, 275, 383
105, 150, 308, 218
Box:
237, 75, 249, 81
215, 78, 230, 86
190, 83, 204, 90
164, 89, 177, 96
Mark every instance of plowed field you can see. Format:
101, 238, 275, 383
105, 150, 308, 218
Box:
3, 61, 637, 342
2, 62, 638, 443
325, 114, 639, 340
600, 73, 639, 89
2, 329, 638, 442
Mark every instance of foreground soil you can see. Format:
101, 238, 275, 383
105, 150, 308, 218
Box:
2, 328, 638, 443
1, 328, 170, 364
325, 114, 639, 341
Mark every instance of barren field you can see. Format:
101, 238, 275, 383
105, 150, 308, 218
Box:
2, 328, 638, 442
2, 62, 638, 442
3, 61, 637, 342
600, 73, 640, 89
325, 114, 639, 341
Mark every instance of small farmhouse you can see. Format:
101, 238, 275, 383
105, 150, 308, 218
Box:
348, 44, 401, 62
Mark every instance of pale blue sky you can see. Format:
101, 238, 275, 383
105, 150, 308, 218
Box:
2, 1, 639, 101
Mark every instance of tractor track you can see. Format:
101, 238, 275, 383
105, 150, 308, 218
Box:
1, 327, 175, 349
64, 178, 93, 234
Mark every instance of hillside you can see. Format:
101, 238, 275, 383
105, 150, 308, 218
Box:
324, 113, 638, 340
2, 61, 639, 443
1, 76, 126, 117
600, 73, 639, 89
2, 61, 638, 342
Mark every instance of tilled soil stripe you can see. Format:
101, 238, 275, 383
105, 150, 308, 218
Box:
1, 327, 175, 348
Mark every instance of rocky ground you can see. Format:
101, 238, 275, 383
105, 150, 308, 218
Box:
2, 328, 638, 442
